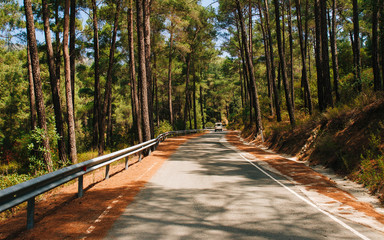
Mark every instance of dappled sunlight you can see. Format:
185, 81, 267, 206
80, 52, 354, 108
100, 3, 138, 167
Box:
107, 132, 375, 239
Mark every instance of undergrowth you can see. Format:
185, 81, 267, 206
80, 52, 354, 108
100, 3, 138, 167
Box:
154, 120, 173, 137
236, 92, 384, 202
354, 128, 384, 201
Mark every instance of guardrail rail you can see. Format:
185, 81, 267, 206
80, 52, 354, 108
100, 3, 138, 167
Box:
0, 129, 202, 229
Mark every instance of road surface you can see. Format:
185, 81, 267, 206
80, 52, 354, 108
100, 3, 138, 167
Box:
106, 132, 384, 239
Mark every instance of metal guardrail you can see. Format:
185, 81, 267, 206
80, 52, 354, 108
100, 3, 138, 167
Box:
0, 129, 202, 229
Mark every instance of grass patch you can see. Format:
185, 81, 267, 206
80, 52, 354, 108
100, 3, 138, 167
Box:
0, 161, 22, 175
0, 173, 32, 190
354, 131, 384, 199
77, 150, 100, 163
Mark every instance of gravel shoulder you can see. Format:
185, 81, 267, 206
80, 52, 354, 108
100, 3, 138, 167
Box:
226, 131, 384, 233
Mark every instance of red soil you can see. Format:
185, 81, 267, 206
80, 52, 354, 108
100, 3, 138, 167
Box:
226, 131, 384, 226
0, 133, 204, 240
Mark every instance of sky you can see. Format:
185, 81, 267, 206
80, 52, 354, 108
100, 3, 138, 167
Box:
201, 0, 219, 8
201, 0, 229, 57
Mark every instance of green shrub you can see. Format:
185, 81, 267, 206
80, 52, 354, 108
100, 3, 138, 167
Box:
0, 173, 32, 190
359, 156, 384, 193
357, 133, 384, 193
25, 117, 68, 174
155, 120, 173, 137
0, 161, 20, 175
205, 122, 215, 128
315, 133, 345, 165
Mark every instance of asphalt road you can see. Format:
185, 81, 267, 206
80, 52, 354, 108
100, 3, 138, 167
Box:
105, 132, 384, 240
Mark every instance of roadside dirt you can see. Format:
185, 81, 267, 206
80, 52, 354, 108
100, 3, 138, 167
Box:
226, 131, 384, 232
254, 98, 384, 202
0, 133, 204, 240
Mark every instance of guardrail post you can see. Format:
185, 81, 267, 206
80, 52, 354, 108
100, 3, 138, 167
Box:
125, 157, 129, 170
78, 175, 84, 198
105, 164, 110, 179
138, 152, 142, 162
27, 197, 35, 230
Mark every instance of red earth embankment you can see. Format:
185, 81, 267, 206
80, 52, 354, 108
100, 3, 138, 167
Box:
226, 131, 384, 229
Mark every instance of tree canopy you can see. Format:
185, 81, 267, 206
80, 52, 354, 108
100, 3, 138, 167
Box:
0, 0, 383, 179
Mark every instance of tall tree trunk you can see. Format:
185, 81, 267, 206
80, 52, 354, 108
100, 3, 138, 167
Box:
282, 0, 286, 59
236, 0, 264, 137
248, 73, 254, 124
288, 0, 294, 108
314, 0, 324, 111
277, 62, 281, 90
235, 17, 252, 123
249, 0, 253, 61
330, 0, 341, 101
92, 0, 100, 149
199, 86, 205, 129
128, 0, 142, 143
188, 92, 192, 129
308, 40, 312, 78
25, 0, 53, 171
153, 52, 160, 127
136, 0, 151, 142
372, 0, 382, 91
168, 23, 174, 126
107, 95, 112, 147
238, 59, 244, 108
257, 0, 273, 116
350, 31, 357, 78
184, 53, 192, 128
273, 0, 296, 127
380, 0, 384, 89
248, 1, 256, 122
54, 1, 61, 88
27, 44, 37, 130
320, 0, 333, 108
63, 0, 77, 164
70, 0, 76, 109
263, 0, 281, 122
193, 65, 197, 130
144, 0, 153, 138
24, 0, 53, 172
352, 0, 362, 92
295, 0, 313, 114
42, 0, 67, 163
99, 0, 121, 154
304, 0, 310, 77
236, 19, 249, 105
243, 59, 248, 103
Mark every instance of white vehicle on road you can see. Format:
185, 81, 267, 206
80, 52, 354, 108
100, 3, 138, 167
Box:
214, 122, 223, 132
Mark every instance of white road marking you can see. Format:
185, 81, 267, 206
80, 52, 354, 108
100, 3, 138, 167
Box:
238, 152, 371, 240
83, 161, 158, 237
136, 162, 158, 181
85, 225, 95, 234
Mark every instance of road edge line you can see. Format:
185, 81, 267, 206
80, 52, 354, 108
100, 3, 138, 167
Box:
237, 152, 371, 240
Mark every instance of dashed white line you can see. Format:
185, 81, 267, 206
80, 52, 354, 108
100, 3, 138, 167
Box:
136, 162, 158, 181
83, 162, 159, 237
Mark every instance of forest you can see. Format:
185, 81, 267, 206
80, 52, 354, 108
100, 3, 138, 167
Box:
0, 0, 383, 193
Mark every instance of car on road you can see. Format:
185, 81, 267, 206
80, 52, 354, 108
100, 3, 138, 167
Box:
214, 122, 223, 132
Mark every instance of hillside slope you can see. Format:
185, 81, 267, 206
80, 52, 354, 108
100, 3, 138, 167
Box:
243, 98, 384, 203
